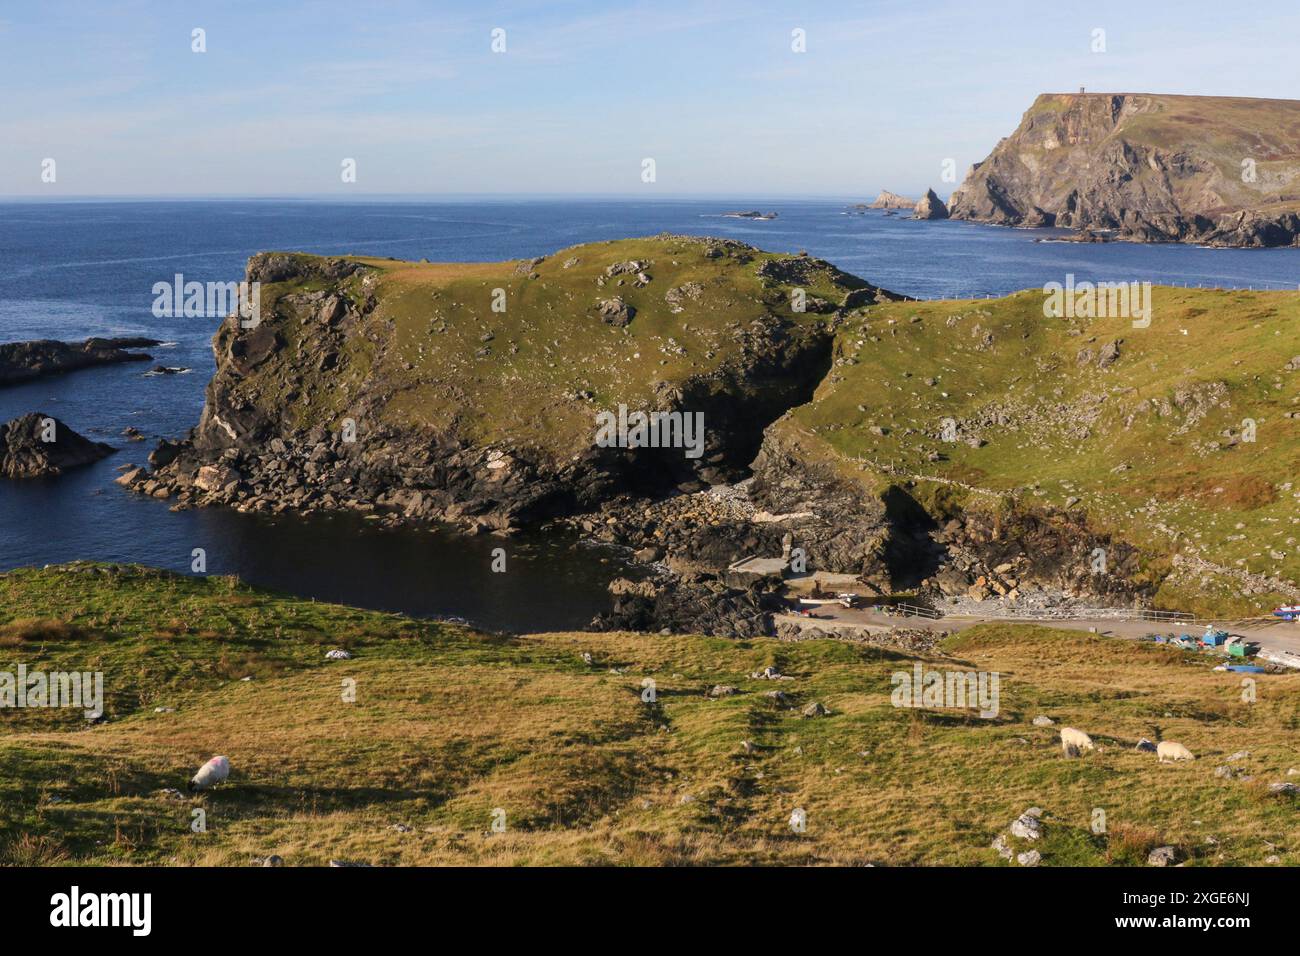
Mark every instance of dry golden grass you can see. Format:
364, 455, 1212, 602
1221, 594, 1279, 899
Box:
0, 618, 91, 646
1, 566, 1297, 866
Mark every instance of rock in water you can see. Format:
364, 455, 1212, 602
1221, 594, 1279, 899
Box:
0, 413, 115, 478
867, 190, 913, 210
913, 188, 949, 220
0, 336, 158, 387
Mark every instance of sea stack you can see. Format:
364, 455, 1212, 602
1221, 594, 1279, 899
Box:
913, 188, 950, 220
868, 190, 913, 210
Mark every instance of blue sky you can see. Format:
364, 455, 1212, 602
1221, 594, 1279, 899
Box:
4, 0, 1300, 197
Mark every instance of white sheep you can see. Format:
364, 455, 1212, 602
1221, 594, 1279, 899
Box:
1060, 727, 1094, 757
1157, 741, 1194, 763
188, 755, 230, 792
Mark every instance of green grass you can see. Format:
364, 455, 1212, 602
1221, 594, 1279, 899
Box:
776, 286, 1300, 615
231, 236, 862, 457
1, 563, 1297, 866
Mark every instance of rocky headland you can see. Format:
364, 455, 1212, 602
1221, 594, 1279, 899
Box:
949, 92, 1300, 247
118, 237, 1299, 633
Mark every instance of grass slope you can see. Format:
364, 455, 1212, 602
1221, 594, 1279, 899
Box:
777, 286, 1300, 614
1, 564, 1296, 866
242, 236, 860, 455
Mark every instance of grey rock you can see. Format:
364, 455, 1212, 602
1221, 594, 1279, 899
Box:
1, 413, 115, 479
1147, 846, 1178, 867
1010, 812, 1043, 841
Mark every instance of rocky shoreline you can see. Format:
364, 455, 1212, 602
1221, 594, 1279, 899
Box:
0, 336, 159, 387
116, 240, 1165, 638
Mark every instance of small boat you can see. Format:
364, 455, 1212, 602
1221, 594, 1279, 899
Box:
1272, 604, 1300, 621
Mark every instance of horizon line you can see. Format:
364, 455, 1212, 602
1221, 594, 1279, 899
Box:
0, 192, 911, 203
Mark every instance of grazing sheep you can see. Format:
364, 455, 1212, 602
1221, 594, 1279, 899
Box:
1060, 727, 1094, 757
188, 755, 230, 792
1157, 741, 1195, 763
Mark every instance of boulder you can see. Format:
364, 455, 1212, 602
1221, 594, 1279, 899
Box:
1147, 846, 1178, 867
596, 297, 635, 327
0, 413, 114, 478
194, 463, 239, 493
1009, 811, 1043, 841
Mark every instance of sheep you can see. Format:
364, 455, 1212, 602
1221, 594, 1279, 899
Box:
1060, 727, 1094, 757
188, 755, 230, 792
1157, 741, 1195, 763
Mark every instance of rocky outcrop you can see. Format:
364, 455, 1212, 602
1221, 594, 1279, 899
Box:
124, 240, 903, 537
866, 191, 913, 210
917, 507, 1150, 610
912, 189, 949, 220
0, 337, 159, 387
949, 92, 1300, 246
1, 413, 114, 478
595, 297, 635, 326
592, 572, 779, 638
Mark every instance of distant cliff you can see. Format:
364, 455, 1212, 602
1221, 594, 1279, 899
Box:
866, 190, 913, 209
949, 93, 1300, 247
